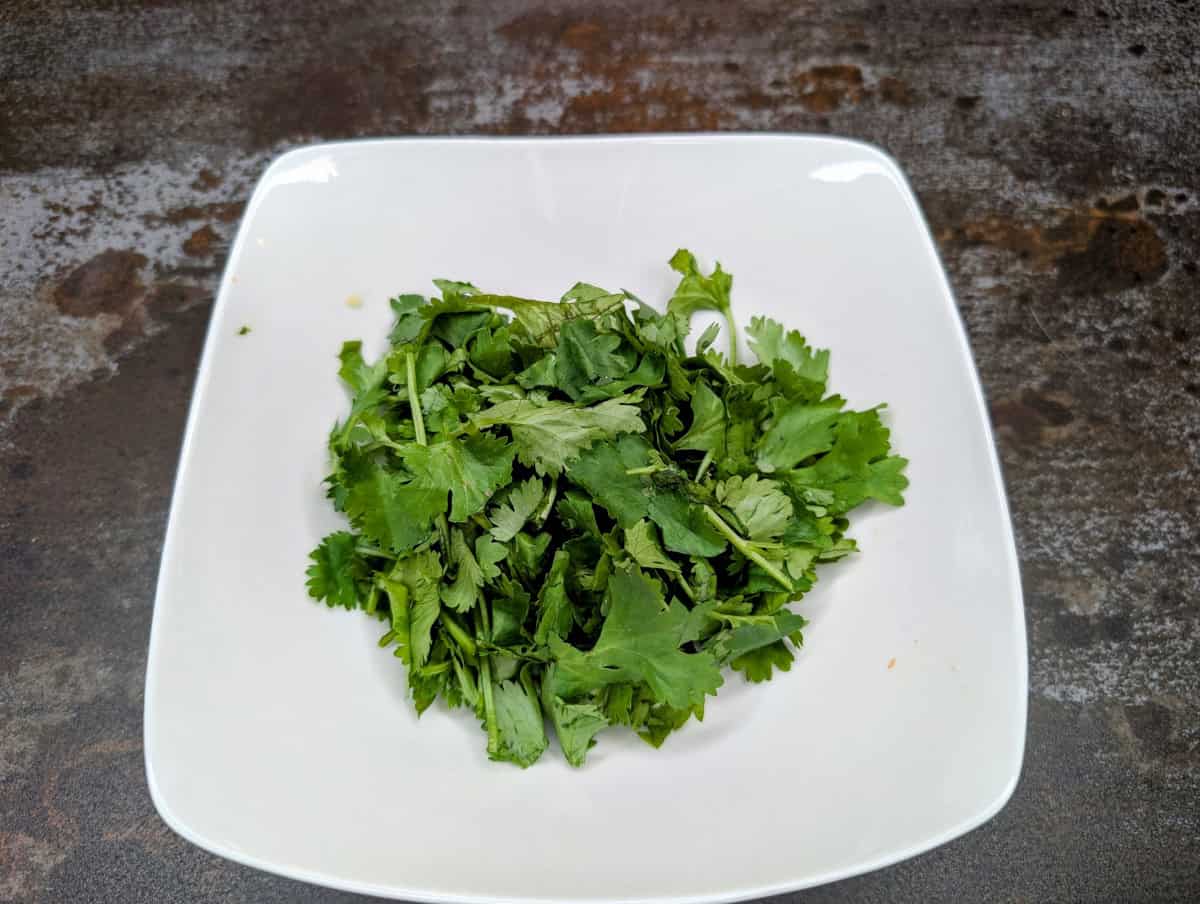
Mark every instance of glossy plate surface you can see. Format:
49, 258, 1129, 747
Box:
145, 135, 1026, 903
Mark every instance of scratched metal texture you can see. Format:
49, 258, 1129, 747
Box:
1, 2, 1198, 902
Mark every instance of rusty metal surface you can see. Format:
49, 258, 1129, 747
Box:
1, 1, 1198, 901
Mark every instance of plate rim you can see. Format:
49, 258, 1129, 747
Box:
144, 132, 1028, 904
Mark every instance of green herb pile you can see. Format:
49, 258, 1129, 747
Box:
306, 250, 907, 767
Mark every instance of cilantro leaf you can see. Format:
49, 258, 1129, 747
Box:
515, 355, 558, 389
475, 535, 507, 580
646, 493, 726, 557
387, 550, 443, 667
475, 291, 627, 348
731, 639, 796, 683
443, 530, 484, 613
569, 435, 654, 527
471, 395, 646, 475
638, 702, 701, 748
430, 308, 492, 349
305, 532, 366, 609
675, 379, 726, 456
344, 465, 443, 553
707, 610, 807, 664
745, 315, 829, 387
333, 341, 390, 445
757, 398, 844, 473
491, 587, 530, 647
624, 520, 681, 573
781, 409, 909, 513
715, 474, 794, 540
509, 531, 551, 584
542, 669, 608, 767
556, 489, 602, 538
490, 677, 548, 768
400, 434, 515, 522
388, 294, 427, 345
554, 318, 634, 400
470, 325, 517, 377
337, 340, 387, 394
550, 571, 724, 710
533, 549, 574, 644
489, 477, 545, 542
666, 249, 738, 365
378, 575, 412, 664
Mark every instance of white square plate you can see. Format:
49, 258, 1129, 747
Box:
145, 135, 1026, 903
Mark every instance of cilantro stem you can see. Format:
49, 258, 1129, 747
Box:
475, 607, 500, 756
468, 365, 498, 385
407, 349, 451, 546
471, 513, 492, 532
625, 465, 662, 476
694, 451, 714, 482
370, 437, 409, 452
405, 351, 427, 446
701, 505, 792, 591
537, 475, 558, 526
439, 610, 477, 660
355, 544, 393, 559
519, 663, 543, 722
672, 571, 697, 601
722, 306, 739, 367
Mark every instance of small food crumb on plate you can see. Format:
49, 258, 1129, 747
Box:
346, 294, 364, 308
887, 657, 897, 670
237, 325, 251, 335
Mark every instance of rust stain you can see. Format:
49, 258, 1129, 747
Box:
244, 49, 432, 148
560, 20, 611, 54
190, 168, 222, 191
39, 763, 78, 843
182, 224, 219, 257
0, 386, 41, 416
498, 13, 722, 132
942, 202, 1168, 292
734, 88, 774, 110
495, 12, 903, 128
991, 390, 1078, 445
146, 282, 208, 316
100, 817, 174, 849
43, 250, 209, 357
878, 76, 916, 106
25, 734, 147, 868
149, 201, 244, 226
78, 737, 142, 758
0, 832, 69, 901
52, 250, 147, 318
794, 64, 864, 113
99, 281, 208, 354
562, 82, 720, 131
1058, 217, 1167, 293
1095, 193, 1140, 214
498, 10, 717, 54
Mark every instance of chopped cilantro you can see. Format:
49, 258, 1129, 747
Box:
306, 250, 907, 766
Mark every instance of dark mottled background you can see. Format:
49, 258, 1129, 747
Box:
2, 1, 1198, 901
